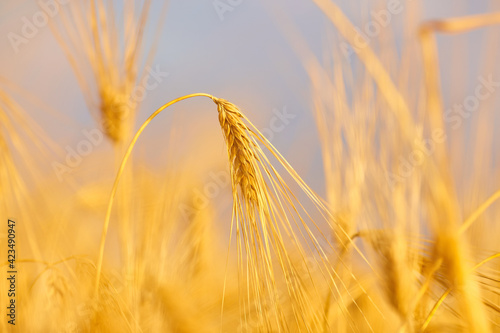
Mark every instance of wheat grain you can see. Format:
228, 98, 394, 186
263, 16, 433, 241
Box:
214, 97, 259, 205
99, 86, 134, 143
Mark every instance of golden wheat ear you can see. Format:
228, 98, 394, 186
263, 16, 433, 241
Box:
213, 97, 260, 205
95, 93, 373, 331
49, 0, 168, 144
213, 98, 381, 331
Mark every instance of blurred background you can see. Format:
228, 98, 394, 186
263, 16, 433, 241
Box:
0, 0, 498, 192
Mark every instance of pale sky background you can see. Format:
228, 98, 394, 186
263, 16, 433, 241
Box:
0, 0, 499, 199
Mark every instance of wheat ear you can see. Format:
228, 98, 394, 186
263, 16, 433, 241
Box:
214, 97, 260, 205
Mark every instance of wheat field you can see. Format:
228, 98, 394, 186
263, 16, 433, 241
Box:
0, 0, 500, 332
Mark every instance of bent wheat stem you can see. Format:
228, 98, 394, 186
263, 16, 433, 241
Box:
95, 93, 215, 294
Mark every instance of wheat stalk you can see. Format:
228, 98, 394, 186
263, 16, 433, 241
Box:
95, 93, 214, 294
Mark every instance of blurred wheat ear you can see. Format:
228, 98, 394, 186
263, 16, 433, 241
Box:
50, 0, 168, 144
305, 2, 500, 331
